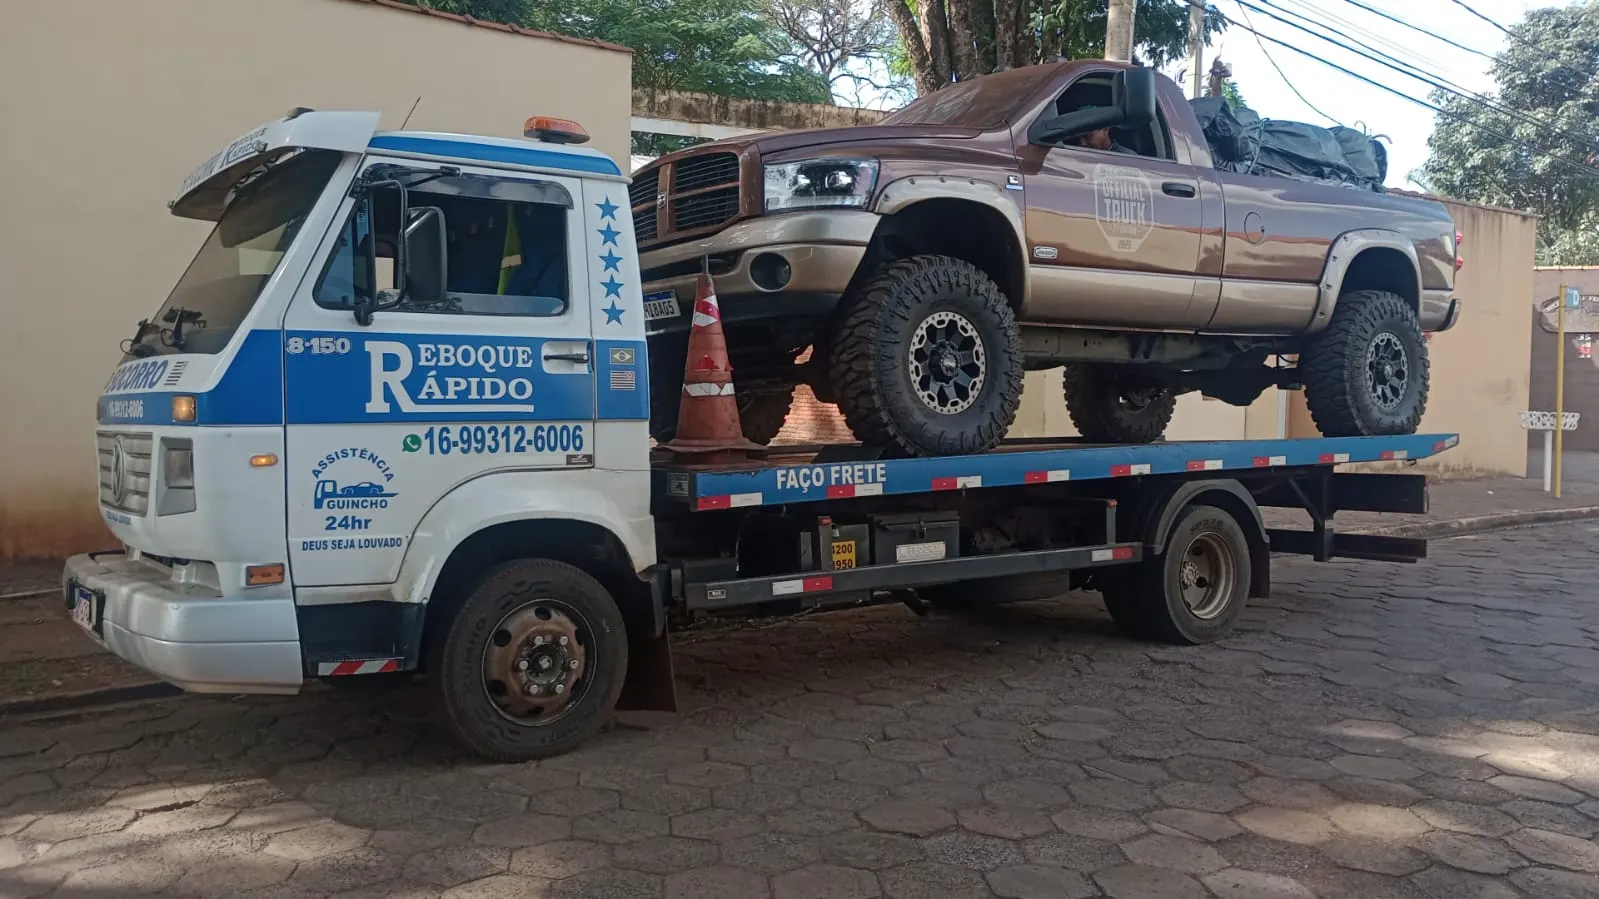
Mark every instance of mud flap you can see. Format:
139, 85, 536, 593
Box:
617, 627, 678, 713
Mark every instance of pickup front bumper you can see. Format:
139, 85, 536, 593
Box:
62, 551, 302, 694
638, 210, 880, 338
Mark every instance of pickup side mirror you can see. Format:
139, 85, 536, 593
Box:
1029, 67, 1159, 146
401, 207, 448, 307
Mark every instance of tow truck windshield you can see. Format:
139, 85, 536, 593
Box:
122, 149, 342, 360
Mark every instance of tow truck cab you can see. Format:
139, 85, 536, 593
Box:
65, 109, 658, 695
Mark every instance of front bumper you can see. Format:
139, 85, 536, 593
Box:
63, 551, 302, 694
639, 210, 879, 337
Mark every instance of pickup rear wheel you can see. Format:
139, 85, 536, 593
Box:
829, 255, 1023, 456
1061, 365, 1177, 444
434, 559, 627, 762
1301, 289, 1429, 436
1099, 503, 1251, 645
651, 375, 796, 446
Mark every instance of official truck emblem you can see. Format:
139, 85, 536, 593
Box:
1093, 164, 1155, 254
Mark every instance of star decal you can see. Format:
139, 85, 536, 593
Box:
599, 250, 622, 272
603, 301, 624, 325
596, 197, 619, 220
601, 276, 624, 298
598, 224, 620, 246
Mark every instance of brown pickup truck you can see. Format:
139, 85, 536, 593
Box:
634, 62, 1461, 456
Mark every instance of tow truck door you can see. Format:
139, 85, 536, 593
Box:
278, 160, 623, 588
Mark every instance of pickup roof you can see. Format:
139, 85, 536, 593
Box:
635, 62, 1461, 457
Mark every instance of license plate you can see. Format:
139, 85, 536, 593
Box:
642, 290, 681, 322
70, 584, 99, 632
830, 540, 857, 570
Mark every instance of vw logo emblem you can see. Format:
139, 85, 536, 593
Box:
108, 438, 128, 505
655, 192, 667, 209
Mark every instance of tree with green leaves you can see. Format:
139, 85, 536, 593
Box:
885, 0, 1225, 96
1418, 3, 1599, 266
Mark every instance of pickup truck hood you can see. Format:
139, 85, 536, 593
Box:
740, 124, 984, 157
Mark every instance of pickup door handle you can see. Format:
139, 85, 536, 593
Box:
543, 351, 590, 364
1162, 181, 1197, 198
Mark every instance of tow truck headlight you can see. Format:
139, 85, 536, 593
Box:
159, 438, 196, 515
764, 159, 879, 213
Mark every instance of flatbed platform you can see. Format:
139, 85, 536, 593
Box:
655, 433, 1460, 510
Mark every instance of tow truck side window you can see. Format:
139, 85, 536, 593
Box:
315, 173, 574, 317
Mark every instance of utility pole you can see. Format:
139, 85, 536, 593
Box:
1188, 1, 1205, 98
1106, 0, 1138, 61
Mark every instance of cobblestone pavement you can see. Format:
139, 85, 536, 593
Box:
5, 524, 1599, 898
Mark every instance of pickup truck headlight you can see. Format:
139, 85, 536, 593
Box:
764, 159, 879, 213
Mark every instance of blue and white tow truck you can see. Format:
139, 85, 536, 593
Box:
66, 109, 1458, 761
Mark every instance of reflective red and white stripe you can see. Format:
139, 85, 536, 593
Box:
1024, 468, 1071, 483
932, 476, 982, 491
692, 294, 722, 328
1252, 455, 1287, 467
1379, 449, 1409, 460
1318, 452, 1351, 464
772, 575, 834, 596
1110, 463, 1151, 477
698, 492, 764, 510
683, 382, 736, 397
318, 659, 400, 676
827, 483, 884, 498
1091, 546, 1137, 562
1186, 459, 1224, 471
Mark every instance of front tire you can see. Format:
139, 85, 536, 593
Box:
1099, 504, 1251, 645
1301, 289, 1429, 436
1062, 365, 1177, 444
434, 559, 627, 762
828, 255, 1023, 457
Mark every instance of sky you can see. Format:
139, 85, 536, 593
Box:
1192, 0, 1581, 188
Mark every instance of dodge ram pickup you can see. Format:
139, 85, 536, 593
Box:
634, 62, 1462, 456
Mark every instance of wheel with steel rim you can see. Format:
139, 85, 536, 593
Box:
1301, 288, 1429, 436
829, 255, 1023, 456
435, 559, 627, 761
1100, 503, 1252, 644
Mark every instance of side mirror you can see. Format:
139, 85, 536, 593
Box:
1115, 67, 1157, 127
402, 207, 448, 307
1028, 66, 1159, 146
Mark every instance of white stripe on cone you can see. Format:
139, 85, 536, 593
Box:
692, 311, 719, 328
683, 382, 736, 397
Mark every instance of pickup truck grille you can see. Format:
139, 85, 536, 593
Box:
97, 430, 153, 515
633, 150, 744, 248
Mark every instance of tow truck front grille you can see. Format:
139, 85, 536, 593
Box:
97, 430, 153, 515
633, 150, 744, 248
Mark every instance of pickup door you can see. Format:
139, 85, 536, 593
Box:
1015, 68, 1222, 330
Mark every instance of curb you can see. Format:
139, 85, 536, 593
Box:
1360, 505, 1599, 539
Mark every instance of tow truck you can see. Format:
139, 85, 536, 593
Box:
66, 108, 1457, 761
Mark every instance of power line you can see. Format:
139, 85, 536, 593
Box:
1210, 6, 1599, 182
1447, 0, 1516, 39
1231, 1, 1341, 125
1237, 0, 1599, 159
1333, 0, 1495, 60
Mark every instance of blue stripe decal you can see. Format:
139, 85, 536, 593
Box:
678, 433, 1460, 505
96, 331, 284, 426
367, 136, 623, 176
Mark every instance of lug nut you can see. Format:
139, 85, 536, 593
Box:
553, 684, 565, 694
558, 635, 569, 646
517, 659, 530, 671
533, 636, 545, 646
568, 659, 580, 670
526, 684, 542, 696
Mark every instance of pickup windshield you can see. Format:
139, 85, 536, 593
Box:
123, 149, 341, 360
879, 66, 1060, 129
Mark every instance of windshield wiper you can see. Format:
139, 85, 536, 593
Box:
122, 319, 160, 357
162, 307, 207, 350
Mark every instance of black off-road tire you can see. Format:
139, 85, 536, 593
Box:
434, 559, 627, 762
828, 255, 1023, 456
1099, 504, 1252, 645
1062, 365, 1177, 444
1301, 289, 1429, 437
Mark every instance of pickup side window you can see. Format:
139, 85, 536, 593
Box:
315, 173, 574, 317
1048, 75, 1175, 161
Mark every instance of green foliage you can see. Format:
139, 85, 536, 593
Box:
1221, 79, 1244, 110
1419, 3, 1599, 263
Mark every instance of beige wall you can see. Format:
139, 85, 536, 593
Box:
0, 0, 631, 561
1010, 370, 1252, 441
1287, 200, 1537, 477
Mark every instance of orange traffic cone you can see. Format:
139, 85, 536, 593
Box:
663, 273, 763, 461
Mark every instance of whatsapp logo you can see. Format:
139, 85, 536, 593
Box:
401, 434, 422, 453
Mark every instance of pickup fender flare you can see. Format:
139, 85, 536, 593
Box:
872, 176, 1030, 305
394, 470, 657, 607
1308, 229, 1422, 333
